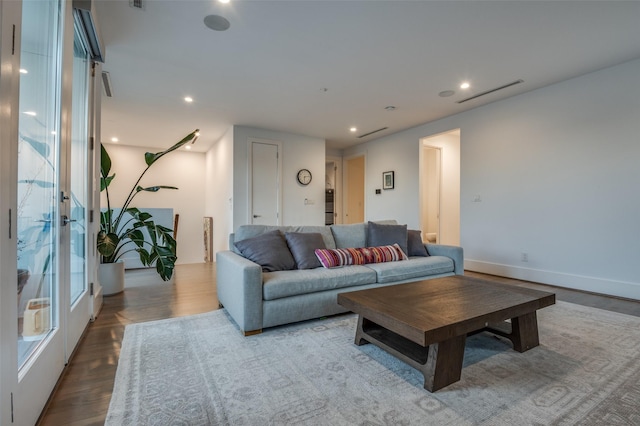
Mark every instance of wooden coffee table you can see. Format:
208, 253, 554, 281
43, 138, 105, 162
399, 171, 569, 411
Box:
337, 275, 555, 392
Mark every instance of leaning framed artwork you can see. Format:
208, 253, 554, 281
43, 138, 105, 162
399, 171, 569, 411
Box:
382, 171, 394, 190
203, 217, 213, 262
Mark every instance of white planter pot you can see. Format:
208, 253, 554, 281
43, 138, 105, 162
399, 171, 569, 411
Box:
99, 261, 125, 296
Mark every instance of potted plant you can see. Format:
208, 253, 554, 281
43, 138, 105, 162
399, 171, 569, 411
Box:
98, 130, 199, 294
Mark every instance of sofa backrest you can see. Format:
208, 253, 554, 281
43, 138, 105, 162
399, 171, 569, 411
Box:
230, 220, 398, 253
231, 225, 337, 253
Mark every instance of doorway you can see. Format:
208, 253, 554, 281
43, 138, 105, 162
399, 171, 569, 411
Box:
420, 130, 461, 246
421, 147, 442, 243
325, 156, 342, 225
343, 155, 365, 224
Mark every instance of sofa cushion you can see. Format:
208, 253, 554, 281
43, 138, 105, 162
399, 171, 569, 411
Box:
314, 247, 367, 268
286, 226, 336, 249
315, 244, 407, 269
285, 232, 326, 269
234, 230, 296, 272
366, 255, 455, 284
407, 229, 429, 257
330, 223, 366, 248
367, 221, 408, 255
234, 225, 286, 244
262, 266, 377, 300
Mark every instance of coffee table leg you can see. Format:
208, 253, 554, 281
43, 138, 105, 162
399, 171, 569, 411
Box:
423, 334, 466, 392
354, 315, 369, 346
511, 311, 539, 352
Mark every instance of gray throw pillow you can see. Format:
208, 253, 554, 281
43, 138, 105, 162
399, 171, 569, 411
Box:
407, 229, 429, 257
366, 221, 408, 256
234, 230, 296, 272
285, 232, 326, 269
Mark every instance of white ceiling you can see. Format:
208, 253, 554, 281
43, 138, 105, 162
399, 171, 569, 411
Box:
95, 0, 640, 152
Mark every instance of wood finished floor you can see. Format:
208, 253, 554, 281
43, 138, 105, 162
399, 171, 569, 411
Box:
38, 264, 640, 425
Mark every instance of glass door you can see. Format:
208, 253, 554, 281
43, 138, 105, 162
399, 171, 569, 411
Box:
14, 1, 65, 423
65, 20, 92, 357
16, 0, 63, 370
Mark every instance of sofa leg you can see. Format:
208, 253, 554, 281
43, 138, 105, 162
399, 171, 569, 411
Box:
244, 329, 262, 336
218, 302, 224, 309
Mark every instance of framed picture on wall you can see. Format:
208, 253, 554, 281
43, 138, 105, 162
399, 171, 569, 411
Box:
383, 171, 394, 190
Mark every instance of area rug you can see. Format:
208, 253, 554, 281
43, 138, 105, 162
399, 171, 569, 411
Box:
106, 301, 640, 425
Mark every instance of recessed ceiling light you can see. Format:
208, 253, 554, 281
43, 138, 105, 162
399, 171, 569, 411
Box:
184, 96, 193, 103
204, 14, 231, 31
460, 82, 470, 89
19, 69, 28, 74
218, 0, 230, 3
439, 90, 455, 97
111, 137, 119, 142
23, 111, 36, 116
350, 127, 357, 132
185, 145, 191, 150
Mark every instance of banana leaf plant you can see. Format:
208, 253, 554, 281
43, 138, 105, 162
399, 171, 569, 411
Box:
98, 130, 199, 281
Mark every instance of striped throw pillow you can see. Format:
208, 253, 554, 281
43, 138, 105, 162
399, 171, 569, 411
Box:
315, 244, 407, 269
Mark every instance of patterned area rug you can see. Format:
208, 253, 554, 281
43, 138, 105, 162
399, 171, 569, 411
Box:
106, 301, 640, 425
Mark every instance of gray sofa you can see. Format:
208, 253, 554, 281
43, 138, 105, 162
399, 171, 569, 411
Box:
216, 222, 464, 335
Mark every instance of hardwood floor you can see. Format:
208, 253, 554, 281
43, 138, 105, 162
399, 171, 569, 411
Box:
37, 264, 639, 425
37, 263, 219, 426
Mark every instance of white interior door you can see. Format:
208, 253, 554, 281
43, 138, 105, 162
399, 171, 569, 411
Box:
250, 140, 281, 225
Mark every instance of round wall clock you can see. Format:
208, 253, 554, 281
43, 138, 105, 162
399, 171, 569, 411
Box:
296, 169, 312, 185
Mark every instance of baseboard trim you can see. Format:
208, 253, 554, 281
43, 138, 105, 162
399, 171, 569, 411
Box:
465, 259, 640, 301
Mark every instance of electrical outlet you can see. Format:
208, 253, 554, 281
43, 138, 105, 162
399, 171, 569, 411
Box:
521, 252, 529, 262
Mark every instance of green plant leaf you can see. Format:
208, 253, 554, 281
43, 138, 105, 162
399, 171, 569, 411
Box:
97, 231, 119, 257
144, 129, 199, 166
135, 185, 179, 193
101, 144, 112, 178
101, 174, 115, 192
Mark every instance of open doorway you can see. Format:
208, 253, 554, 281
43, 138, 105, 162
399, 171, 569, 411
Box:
325, 157, 342, 225
421, 146, 442, 243
420, 130, 460, 246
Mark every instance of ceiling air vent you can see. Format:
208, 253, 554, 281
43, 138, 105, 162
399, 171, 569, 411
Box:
357, 127, 388, 139
456, 79, 524, 104
101, 71, 113, 97
129, 0, 144, 9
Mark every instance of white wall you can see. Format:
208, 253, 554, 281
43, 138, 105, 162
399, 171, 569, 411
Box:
205, 126, 234, 256
100, 143, 206, 265
343, 140, 421, 227
344, 58, 640, 300
232, 126, 325, 229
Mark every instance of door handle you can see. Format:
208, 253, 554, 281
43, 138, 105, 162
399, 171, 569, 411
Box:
253, 215, 261, 218
61, 215, 77, 227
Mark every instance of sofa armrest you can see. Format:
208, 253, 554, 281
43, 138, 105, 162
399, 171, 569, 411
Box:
216, 250, 264, 333
425, 244, 464, 275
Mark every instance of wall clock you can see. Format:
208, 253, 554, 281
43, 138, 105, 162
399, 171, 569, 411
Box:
296, 169, 312, 185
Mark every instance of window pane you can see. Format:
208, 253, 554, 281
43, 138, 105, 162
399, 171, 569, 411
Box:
70, 28, 90, 305
17, 0, 62, 369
